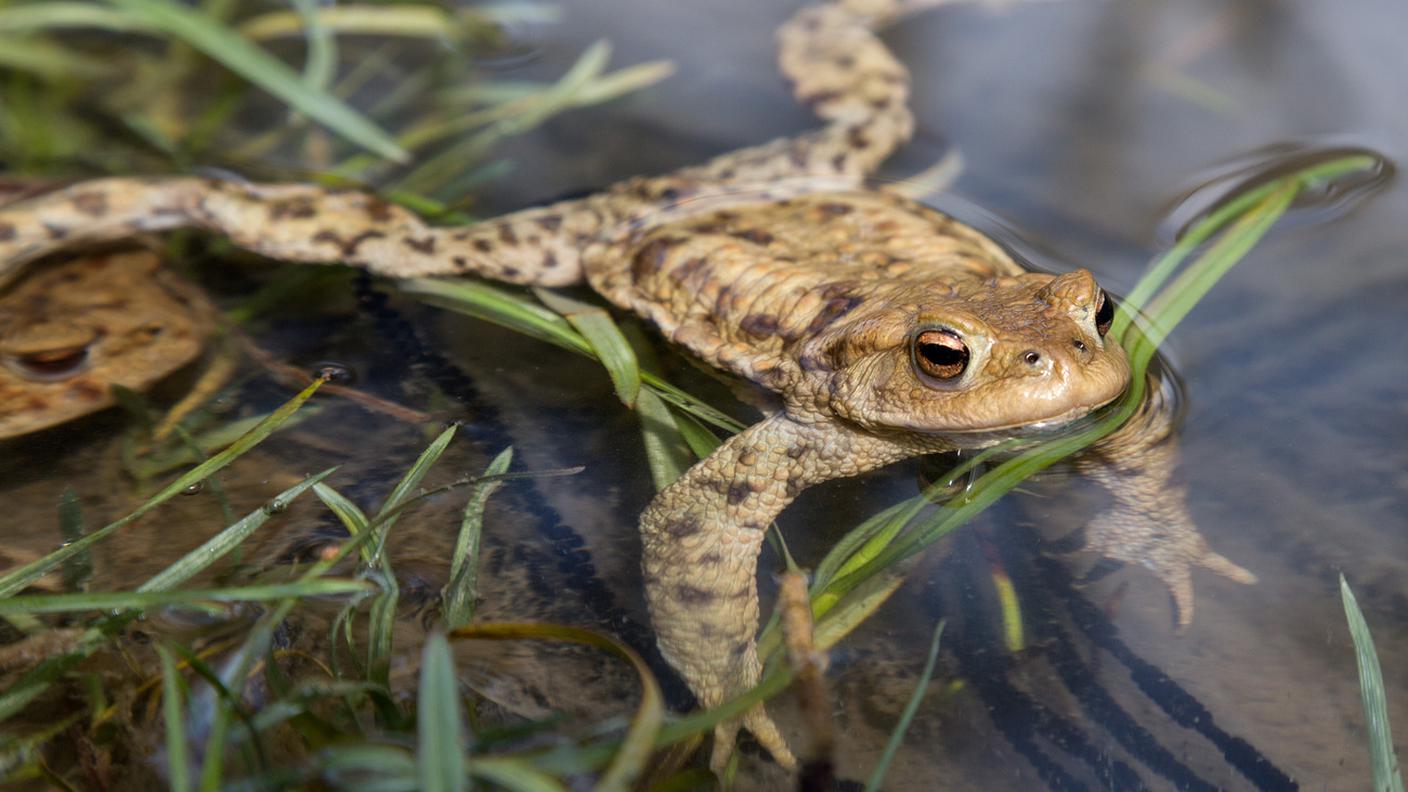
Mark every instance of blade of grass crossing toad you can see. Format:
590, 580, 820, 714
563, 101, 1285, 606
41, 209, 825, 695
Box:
400, 278, 592, 356
667, 404, 722, 460
139, 469, 337, 593
1140, 184, 1295, 349
865, 620, 944, 792
104, 0, 407, 162
636, 388, 695, 491
401, 278, 744, 433
1341, 575, 1405, 792
444, 447, 513, 629
158, 645, 193, 792
534, 288, 641, 407
418, 632, 468, 792
0, 377, 326, 599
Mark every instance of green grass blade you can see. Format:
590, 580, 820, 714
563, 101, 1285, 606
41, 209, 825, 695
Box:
1111, 153, 1378, 338
314, 481, 374, 563
404, 277, 742, 433
635, 388, 696, 491
139, 468, 336, 593
158, 645, 193, 792
290, 0, 335, 93
444, 447, 513, 629
372, 424, 458, 555
367, 577, 400, 687
0, 2, 149, 33
239, 5, 481, 41
865, 620, 944, 792
1341, 575, 1405, 792
0, 580, 371, 614
469, 757, 568, 792
417, 632, 467, 792
104, 0, 408, 162
0, 377, 325, 599
319, 744, 417, 789
400, 278, 591, 355
535, 288, 641, 407
0, 36, 108, 78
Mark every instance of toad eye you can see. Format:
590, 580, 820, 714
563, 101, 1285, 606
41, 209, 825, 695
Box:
913, 329, 969, 383
1094, 289, 1114, 337
4, 347, 90, 382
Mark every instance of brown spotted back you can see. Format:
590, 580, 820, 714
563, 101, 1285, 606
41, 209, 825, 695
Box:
585, 191, 1026, 383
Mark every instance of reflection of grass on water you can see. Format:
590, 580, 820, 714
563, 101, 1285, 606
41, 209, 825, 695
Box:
0, 2, 1393, 787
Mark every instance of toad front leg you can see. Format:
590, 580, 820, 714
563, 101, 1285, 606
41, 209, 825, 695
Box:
639, 413, 941, 771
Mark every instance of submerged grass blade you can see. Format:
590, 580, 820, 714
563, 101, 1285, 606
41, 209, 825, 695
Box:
864, 620, 944, 792
104, 0, 407, 162
1341, 575, 1405, 792
417, 633, 467, 792
450, 623, 663, 792
0, 377, 325, 599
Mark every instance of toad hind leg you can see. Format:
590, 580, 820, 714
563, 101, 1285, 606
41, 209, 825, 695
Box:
1076, 377, 1257, 626
0, 177, 621, 288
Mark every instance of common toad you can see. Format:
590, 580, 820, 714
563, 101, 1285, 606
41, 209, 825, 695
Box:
0, 250, 213, 438
0, 0, 1255, 771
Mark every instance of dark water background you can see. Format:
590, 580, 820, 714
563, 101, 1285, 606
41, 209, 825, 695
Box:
3, 1, 1405, 789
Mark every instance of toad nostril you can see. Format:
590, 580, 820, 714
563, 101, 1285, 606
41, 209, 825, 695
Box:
1023, 350, 1042, 366
1072, 339, 1088, 353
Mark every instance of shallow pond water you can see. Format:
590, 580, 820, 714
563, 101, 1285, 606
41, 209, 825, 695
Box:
3, 0, 1406, 789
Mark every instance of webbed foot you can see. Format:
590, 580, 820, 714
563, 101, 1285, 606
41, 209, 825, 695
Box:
1083, 505, 1256, 628
709, 702, 798, 775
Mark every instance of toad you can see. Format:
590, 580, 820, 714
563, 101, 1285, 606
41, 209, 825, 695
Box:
0, 0, 1255, 771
